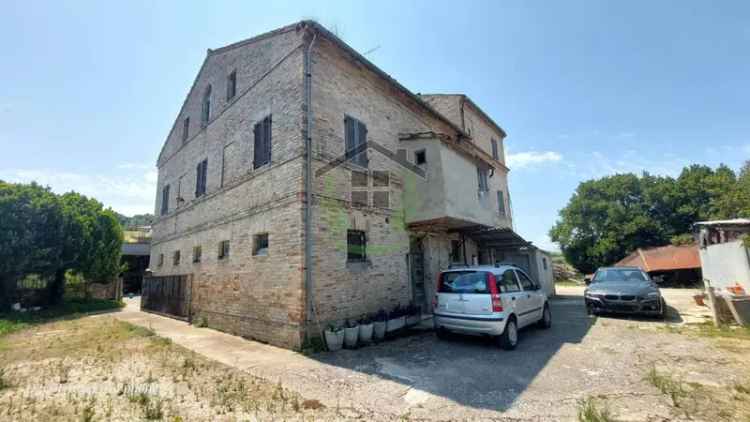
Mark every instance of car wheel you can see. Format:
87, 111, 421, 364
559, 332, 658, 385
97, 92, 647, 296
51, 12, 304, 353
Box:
537, 303, 552, 329
497, 318, 518, 350
436, 327, 450, 340
586, 303, 596, 316
658, 298, 667, 320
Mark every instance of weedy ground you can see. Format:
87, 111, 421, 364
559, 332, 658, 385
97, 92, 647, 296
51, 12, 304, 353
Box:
0, 316, 370, 421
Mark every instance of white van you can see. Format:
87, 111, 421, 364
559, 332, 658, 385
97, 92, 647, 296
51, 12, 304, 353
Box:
433, 265, 551, 349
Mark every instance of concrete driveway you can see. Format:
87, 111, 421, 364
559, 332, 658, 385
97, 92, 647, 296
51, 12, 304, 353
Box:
115, 287, 740, 421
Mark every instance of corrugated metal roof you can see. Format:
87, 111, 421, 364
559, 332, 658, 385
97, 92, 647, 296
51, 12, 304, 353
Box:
694, 218, 750, 227
615, 244, 701, 272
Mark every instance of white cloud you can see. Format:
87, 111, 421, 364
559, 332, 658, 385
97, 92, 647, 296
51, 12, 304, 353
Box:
0, 168, 156, 216
507, 151, 563, 169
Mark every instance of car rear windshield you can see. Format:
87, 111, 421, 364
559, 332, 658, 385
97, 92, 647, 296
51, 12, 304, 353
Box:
593, 269, 648, 283
439, 271, 489, 294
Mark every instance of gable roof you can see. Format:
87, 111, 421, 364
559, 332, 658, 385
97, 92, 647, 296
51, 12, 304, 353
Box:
615, 244, 701, 272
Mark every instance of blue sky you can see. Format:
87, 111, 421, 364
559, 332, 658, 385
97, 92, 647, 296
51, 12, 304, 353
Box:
1, 1, 748, 250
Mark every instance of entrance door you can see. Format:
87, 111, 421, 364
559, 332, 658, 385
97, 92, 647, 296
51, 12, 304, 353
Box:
409, 238, 427, 312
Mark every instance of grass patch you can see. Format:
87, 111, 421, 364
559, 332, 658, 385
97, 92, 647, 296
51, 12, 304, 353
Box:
0, 367, 9, 390
0, 316, 344, 420
662, 321, 750, 339
645, 365, 687, 407
0, 298, 123, 337
577, 397, 615, 422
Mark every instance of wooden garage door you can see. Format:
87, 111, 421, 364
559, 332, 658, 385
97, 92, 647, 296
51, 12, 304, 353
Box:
141, 275, 191, 320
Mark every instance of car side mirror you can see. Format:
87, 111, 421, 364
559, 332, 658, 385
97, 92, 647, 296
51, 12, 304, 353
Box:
584, 276, 592, 286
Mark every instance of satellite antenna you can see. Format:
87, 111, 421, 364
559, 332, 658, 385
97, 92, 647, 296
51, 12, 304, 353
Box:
363, 45, 381, 56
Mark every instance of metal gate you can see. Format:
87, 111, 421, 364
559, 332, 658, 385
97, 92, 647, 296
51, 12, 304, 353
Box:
141, 275, 191, 320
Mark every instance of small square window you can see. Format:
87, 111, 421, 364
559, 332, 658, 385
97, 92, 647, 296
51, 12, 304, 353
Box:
253, 233, 269, 256
173, 250, 180, 266
347, 230, 366, 262
415, 149, 426, 165
192, 246, 202, 263
158, 254, 164, 267
218, 240, 230, 260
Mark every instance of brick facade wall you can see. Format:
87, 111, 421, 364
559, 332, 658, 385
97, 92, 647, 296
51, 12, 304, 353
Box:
151, 25, 307, 349
150, 22, 515, 349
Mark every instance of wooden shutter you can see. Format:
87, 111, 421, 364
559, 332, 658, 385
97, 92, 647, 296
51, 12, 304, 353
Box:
491, 139, 498, 160
356, 120, 368, 167
253, 120, 262, 169
195, 162, 202, 196
254, 116, 272, 168
264, 115, 272, 166
161, 185, 170, 215
201, 160, 207, 195
344, 116, 355, 160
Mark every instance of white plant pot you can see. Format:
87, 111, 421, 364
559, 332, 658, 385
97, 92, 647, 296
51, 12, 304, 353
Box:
344, 326, 359, 348
324, 330, 344, 351
386, 316, 406, 332
406, 314, 421, 326
373, 321, 386, 340
359, 323, 374, 343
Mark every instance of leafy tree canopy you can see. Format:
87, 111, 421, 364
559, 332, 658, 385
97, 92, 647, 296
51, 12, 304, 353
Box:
550, 162, 749, 274
0, 181, 124, 310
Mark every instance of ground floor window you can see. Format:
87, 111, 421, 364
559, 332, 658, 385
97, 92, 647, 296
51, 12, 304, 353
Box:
347, 230, 367, 262
218, 240, 230, 260
253, 233, 269, 256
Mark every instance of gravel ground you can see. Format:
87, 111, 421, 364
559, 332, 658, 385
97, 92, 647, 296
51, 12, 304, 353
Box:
10, 286, 744, 421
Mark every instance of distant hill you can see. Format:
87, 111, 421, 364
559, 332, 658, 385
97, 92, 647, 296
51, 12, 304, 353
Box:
115, 212, 155, 229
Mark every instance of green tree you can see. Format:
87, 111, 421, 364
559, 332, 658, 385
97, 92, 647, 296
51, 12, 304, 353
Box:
0, 181, 124, 310
550, 174, 666, 274
0, 182, 65, 310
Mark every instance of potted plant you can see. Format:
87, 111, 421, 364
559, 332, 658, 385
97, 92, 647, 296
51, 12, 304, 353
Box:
386, 304, 406, 332
406, 301, 421, 326
324, 324, 344, 351
358, 314, 374, 344
373, 309, 387, 340
344, 319, 359, 348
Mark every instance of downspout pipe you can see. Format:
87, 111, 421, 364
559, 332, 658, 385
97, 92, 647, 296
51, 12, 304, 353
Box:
303, 26, 319, 342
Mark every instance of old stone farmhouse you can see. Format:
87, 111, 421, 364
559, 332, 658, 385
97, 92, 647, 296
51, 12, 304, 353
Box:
149, 21, 551, 349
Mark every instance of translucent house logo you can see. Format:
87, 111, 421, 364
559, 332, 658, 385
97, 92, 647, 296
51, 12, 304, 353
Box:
315, 140, 426, 258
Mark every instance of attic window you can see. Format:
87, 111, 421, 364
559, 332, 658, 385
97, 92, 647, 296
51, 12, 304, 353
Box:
201, 85, 212, 127
182, 117, 190, 144
415, 149, 426, 165
226, 70, 237, 101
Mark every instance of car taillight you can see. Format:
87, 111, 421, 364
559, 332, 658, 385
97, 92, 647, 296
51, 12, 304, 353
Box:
433, 273, 444, 309
487, 272, 503, 312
